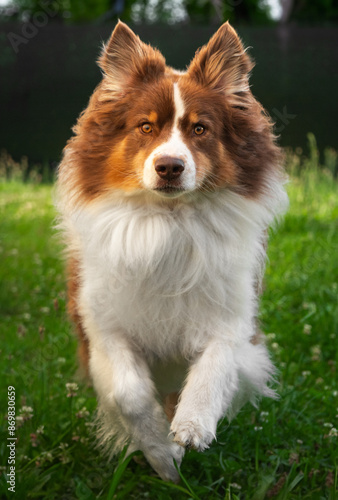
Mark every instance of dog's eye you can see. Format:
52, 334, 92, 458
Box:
194, 124, 205, 136
140, 123, 152, 134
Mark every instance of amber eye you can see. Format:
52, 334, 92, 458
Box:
194, 124, 205, 135
140, 123, 152, 134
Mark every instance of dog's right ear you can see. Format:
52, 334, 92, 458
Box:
187, 22, 253, 103
98, 21, 165, 93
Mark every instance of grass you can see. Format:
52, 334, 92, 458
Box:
0, 136, 337, 499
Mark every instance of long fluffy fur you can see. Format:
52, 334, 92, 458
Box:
56, 21, 288, 483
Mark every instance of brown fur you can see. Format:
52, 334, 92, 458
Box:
56, 24, 285, 481
67, 257, 90, 375
60, 21, 282, 209
163, 392, 179, 422
59, 21, 282, 375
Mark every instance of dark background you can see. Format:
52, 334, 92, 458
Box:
0, 22, 338, 162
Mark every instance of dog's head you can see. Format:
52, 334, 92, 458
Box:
64, 22, 281, 203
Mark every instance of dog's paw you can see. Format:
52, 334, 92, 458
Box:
143, 439, 185, 483
170, 416, 216, 451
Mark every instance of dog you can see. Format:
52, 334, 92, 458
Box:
56, 21, 288, 482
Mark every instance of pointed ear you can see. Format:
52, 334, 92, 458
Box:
187, 22, 253, 100
98, 21, 166, 93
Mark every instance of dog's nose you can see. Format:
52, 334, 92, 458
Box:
154, 156, 185, 181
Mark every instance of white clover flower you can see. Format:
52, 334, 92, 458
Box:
66, 382, 79, 397
254, 426, 263, 431
59, 445, 69, 456
328, 428, 337, 437
40, 451, 53, 462
19, 406, 34, 420
230, 483, 242, 490
302, 371, 311, 377
76, 407, 90, 419
323, 423, 333, 428
311, 345, 321, 360
65, 382, 78, 391
303, 324, 312, 335
267, 333, 276, 340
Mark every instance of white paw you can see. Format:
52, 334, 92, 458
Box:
142, 439, 185, 483
170, 415, 216, 451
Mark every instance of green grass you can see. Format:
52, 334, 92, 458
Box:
0, 141, 337, 499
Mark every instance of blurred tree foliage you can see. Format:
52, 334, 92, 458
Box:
289, 0, 338, 23
7, 0, 338, 23
8, 0, 272, 23
12, 0, 110, 22
186, 0, 272, 24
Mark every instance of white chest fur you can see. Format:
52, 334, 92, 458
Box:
66, 188, 286, 359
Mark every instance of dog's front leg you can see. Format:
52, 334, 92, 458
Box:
90, 335, 184, 482
171, 341, 239, 451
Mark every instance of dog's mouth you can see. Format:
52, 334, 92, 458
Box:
154, 185, 186, 197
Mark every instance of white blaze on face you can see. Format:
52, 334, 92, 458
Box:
173, 81, 185, 126
143, 82, 197, 194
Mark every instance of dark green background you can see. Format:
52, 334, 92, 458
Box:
1, 23, 337, 162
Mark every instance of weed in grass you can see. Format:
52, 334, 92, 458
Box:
0, 138, 337, 498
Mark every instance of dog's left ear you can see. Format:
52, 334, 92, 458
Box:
98, 21, 166, 94
187, 22, 253, 99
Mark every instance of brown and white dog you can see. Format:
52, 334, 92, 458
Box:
56, 21, 288, 482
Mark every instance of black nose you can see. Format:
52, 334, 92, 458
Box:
154, 156, 185, 181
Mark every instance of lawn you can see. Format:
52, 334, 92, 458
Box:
0, 139, 337, 499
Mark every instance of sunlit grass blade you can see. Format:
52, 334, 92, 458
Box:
106, 446, 138, 500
